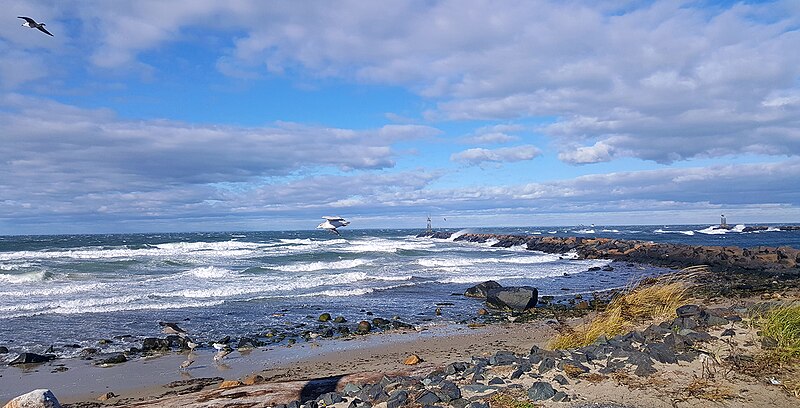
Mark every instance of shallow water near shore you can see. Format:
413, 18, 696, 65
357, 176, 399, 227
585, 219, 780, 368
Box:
1, 224, 799, 400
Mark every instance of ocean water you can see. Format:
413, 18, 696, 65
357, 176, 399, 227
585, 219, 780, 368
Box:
1, 224, 798, 361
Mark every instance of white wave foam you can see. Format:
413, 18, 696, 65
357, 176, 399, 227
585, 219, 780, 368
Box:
338, 238, 434, 253
272, 259, 370, 272
186, 266, 237, 279
373, 275, 413, 281
697, 224, 745, 235
601, 229, 620, 233
0, 239, 268, 262
574, 229, 595, 234
0, 262, 36, 271
0, 271, 49, 283
0, 281, 107, 298
655, 229, 695, 236
440, 275, 525, 284
448, 229, 470, 241
302, 288, 375, 297
173, 271, 371, 299
1, 297, 226, 318
417, 254, 561, 268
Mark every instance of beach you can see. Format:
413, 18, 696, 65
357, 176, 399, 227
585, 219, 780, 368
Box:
2, 227, 800, 407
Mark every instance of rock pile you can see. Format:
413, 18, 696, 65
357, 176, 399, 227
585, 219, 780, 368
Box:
251, 303, 744, 407
418, 232, 800, 275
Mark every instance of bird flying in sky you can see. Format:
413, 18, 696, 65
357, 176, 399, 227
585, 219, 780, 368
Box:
18, 16, 53, 36
316, 216, 350, 236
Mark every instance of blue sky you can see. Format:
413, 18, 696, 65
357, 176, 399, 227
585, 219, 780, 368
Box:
1, 0, 800, 234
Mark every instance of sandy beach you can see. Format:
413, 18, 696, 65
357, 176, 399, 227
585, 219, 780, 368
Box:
3, 319, 562, 405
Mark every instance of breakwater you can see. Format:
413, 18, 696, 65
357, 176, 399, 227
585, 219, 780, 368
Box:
419, 231, 800, 275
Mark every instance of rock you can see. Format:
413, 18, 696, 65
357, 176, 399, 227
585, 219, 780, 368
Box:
699, 312, 729, 327
646, 343, 677, 364
538, 357, 555, 374
96, 392, 116, 401
342, 383, 363, 397
334, 316, 347, 323
488, 377, 505, 385
486, 286, 538, 312
356, 321, 372, 334
386, 390, 407, 408
97, 353, 127, 365
676, 304, 702, 318
318, 392, 343, 406
403, 354, 422, 365
219, 380, 242, 389
464, 281, 502, 299
141, 337, 171, 352
242, 374, 265, 385
527, 382, 556, 401
3, 389, 62, 408
551, 391, 569, 402
319, 313, 331, 322
372, 317, 391, 328
721, 328, 736, 337
433, 380, 461, 402
489, 350, 518, 366
0, 346, 8, 354
761, 336, 779, 349
8, 353, 55, 365
553, 374, 569, 385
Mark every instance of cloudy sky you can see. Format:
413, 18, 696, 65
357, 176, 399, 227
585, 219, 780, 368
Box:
1, 0, 799, 234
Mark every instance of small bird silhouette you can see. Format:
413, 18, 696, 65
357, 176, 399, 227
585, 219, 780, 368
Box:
18, 16, 53, 36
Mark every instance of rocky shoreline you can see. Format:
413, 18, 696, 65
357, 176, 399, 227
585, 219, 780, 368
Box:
419, 231, 800, 275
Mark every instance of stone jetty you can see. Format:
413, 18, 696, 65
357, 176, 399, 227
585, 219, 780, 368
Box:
418, 231, 800, 275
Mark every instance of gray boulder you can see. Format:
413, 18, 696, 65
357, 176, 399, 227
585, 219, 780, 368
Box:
464, 281, 502, 299
3, 389, 62, 408
527, 382, 556, 401
8, 353, 55, 365
486, 286, 538, 312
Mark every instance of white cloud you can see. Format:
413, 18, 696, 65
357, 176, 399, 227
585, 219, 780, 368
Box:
451, 145, 542, 165
559, 141, 616, 164
5, 1, 797, 164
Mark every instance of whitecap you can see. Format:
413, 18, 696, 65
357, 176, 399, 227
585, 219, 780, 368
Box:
186, 266, 237, 279
0, 270, 49, 284
271, 259, 370, 272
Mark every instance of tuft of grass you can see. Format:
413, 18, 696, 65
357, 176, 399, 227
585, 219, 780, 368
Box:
549, 279, 688, 350
759, 303, 800, 363
488, 393, 541, 408
682, 378, 736, 402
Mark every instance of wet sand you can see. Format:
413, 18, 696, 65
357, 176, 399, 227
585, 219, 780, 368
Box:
1, 320, 563, 405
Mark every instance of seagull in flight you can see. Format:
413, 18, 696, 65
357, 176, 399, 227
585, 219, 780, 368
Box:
18, 16, 53, 36
316, 216, 350, 236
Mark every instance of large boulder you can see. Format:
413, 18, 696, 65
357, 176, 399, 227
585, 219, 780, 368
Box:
486, 286, 538, 312
8, 353, 55, 366
464, 281, 503, 299
2, 389, 61, 408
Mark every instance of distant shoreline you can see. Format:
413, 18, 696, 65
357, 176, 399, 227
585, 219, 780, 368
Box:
419, 230, 800, 275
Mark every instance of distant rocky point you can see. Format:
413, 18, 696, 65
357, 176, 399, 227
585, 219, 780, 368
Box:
418, 231, 800, 275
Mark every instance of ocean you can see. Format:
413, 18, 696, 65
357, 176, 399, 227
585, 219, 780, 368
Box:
1, 224, 799, 363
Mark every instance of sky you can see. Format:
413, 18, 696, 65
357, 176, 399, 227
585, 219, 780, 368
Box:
1, 0, 800, 234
